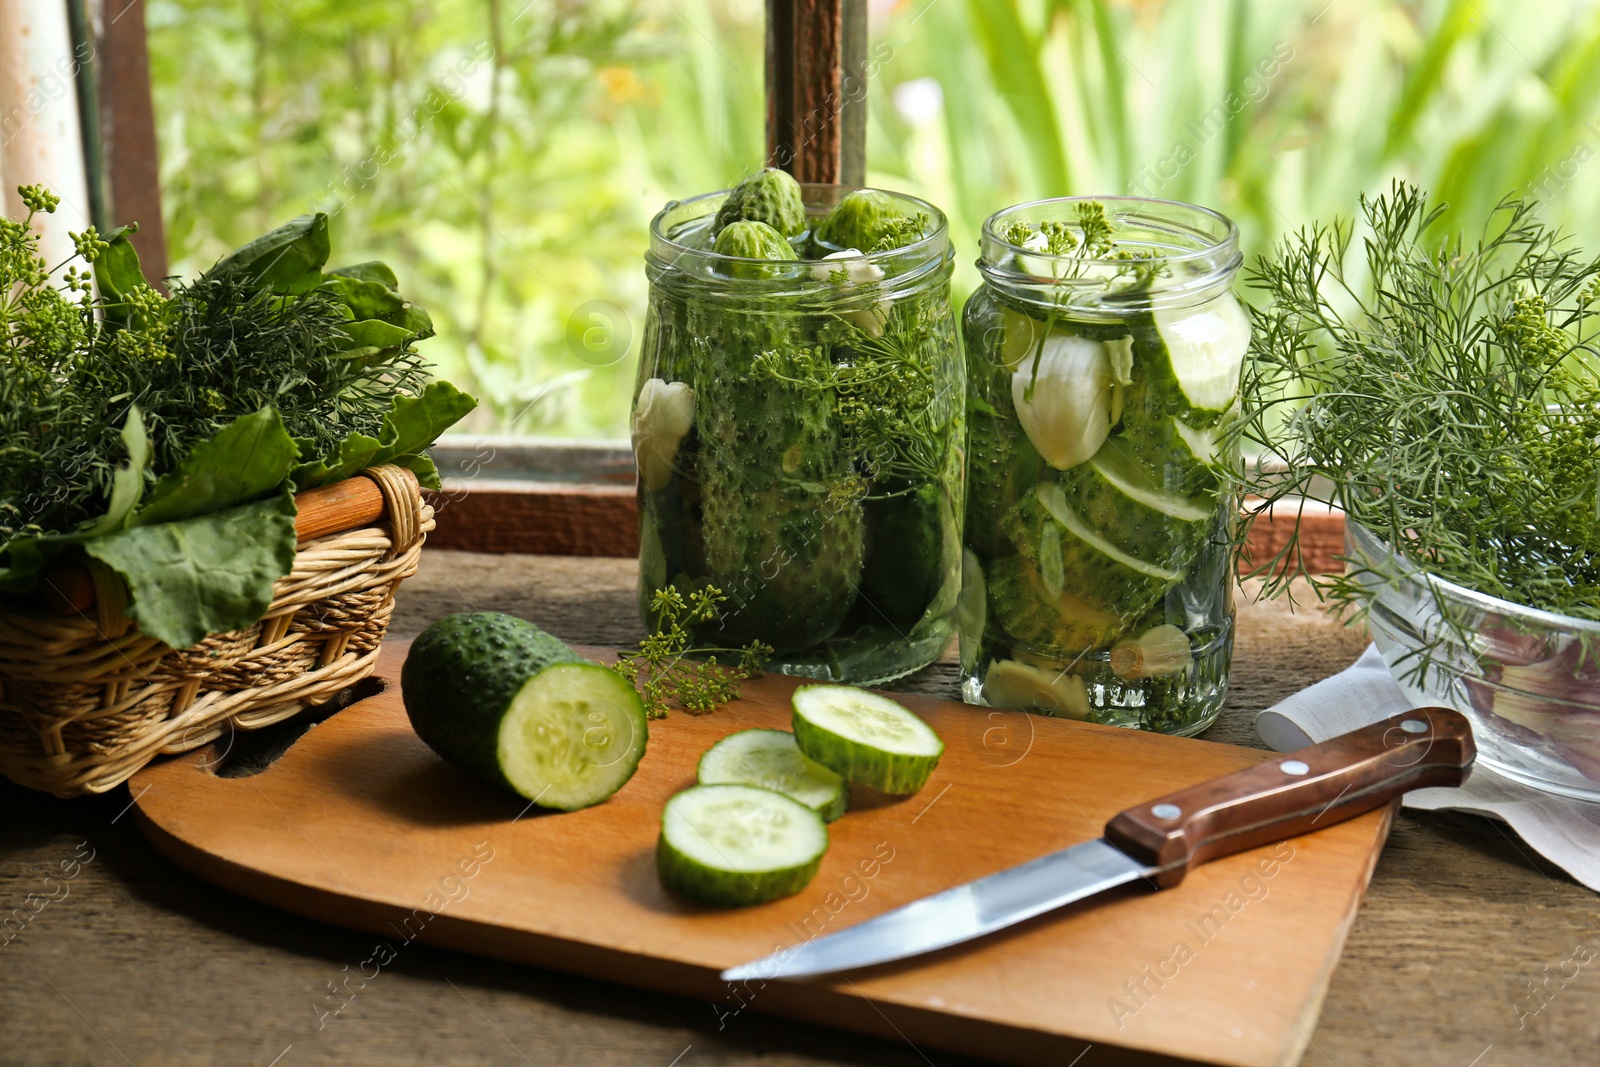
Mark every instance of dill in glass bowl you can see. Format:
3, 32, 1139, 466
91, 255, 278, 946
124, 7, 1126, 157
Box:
1346, 522, 1600, 800
1237, 181, 1600, 801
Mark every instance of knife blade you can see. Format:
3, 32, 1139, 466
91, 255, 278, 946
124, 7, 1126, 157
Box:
722, 705, 1474, 983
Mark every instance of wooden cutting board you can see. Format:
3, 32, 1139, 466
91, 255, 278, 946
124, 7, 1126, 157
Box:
131, 642, 1392, 1067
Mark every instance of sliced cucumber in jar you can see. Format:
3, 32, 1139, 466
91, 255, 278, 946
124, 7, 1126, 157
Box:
1152, 294, 1251, 413
697, 729, 848, 822
791, 685, 944, 795
657, 784, 828, 906
1088, 440, 1214, 522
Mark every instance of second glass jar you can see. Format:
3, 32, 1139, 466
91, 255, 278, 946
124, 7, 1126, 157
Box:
960, 197, 1249, 734
635, 185, 963, 685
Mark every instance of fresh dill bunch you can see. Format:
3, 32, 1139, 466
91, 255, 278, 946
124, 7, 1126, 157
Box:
0, 189, 154, 540
1, 217, 431, 540
612, 585, 770, 719
161, 271, 429, 462
1236, 180, 1600, 620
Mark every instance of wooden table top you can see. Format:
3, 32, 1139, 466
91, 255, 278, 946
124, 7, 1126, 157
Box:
4, 550, 1597, 1067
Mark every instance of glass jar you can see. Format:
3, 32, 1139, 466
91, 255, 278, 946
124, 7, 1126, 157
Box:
634, 184, 963, 685
960, 197, 1248, 735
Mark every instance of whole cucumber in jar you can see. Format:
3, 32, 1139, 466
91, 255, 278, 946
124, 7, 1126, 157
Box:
635, 170, 964, 684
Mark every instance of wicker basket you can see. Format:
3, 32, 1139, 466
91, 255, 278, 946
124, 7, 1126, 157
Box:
0, 464, 433, 797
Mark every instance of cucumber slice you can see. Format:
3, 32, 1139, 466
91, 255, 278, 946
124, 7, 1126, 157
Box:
657, 784, 828, 906
697, 729, 848, 822
1035, 483, 1184, 583
1057, 442, 1213, 566
987, 556, 1124, 653
496, 663, 649, 810
791, 685, 943, 794
1152, 294, 1251, 413
1088, 442, 1213, 522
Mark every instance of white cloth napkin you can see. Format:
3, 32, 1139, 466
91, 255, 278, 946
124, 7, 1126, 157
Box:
1256, 644, 1600, 893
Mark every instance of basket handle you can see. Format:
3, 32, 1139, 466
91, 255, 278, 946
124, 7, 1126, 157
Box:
37, 467, 421, 617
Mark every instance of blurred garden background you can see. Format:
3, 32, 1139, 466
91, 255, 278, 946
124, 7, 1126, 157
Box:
147, 0, 1600, 439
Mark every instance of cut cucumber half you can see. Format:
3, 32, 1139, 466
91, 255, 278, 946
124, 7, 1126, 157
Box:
1153, 294, 1251, 413
791, 685, 943, 795
698, 729, 848, 822
496, 663, 650, 810
402, 612, 648, 811
657, 784, 828, 906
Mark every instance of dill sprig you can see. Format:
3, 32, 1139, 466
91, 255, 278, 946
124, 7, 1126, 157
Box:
612, 585, 771, 719
867, 210, 931, 253
753, 306, 949, 492
0, 187, 144, 541
1235, 181, 1600, 621
1002, 201, 1170, 297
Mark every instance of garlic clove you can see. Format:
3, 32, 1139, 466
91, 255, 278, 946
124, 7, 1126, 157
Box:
1012, 334, 1112, 470
982, 658, 1091, 719
631, 378, 695, 491
814, 249, 889, 337
1109, 624, 1194, 680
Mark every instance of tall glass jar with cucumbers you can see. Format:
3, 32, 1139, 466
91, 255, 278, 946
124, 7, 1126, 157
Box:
960, 197, 1249, 735
633, 168, 963, 685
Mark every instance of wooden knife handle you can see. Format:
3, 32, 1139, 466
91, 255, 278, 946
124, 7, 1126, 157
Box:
1103, 707, 1475, 887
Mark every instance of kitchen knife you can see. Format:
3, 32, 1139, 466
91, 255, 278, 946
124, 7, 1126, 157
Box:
722, 706, 1473, 982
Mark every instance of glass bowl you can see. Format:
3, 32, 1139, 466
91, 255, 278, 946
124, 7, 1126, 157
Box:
1345, 521, 1600, 801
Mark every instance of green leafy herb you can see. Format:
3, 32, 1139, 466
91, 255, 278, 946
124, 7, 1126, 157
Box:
85, 492, 299, 647
134, 407, 299, 527
292, 380, 477, 490
1236, 181, 1600, 620
0, 192, 475, 648
612, 585, 770, 719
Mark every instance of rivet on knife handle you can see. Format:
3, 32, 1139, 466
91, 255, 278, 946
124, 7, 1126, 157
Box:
1104, 707, 1475, 888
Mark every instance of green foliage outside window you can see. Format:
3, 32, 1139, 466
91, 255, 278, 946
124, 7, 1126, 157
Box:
149, 0, 1600, 439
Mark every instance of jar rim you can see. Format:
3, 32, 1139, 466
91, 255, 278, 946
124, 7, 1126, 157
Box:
977, 196, 1242, 310
647, 183, 951, 281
